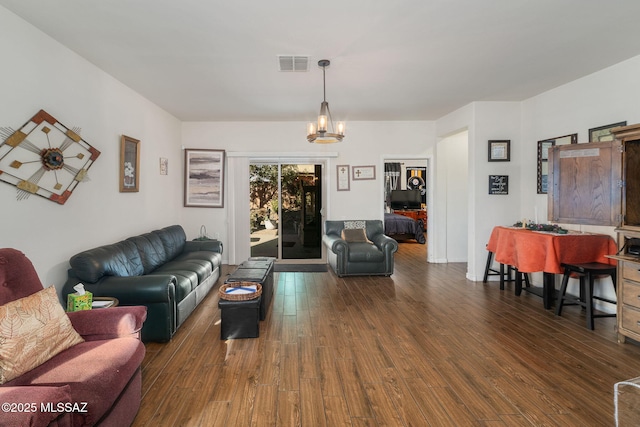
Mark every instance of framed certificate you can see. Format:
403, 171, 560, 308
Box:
337, 165, 350, 191
352, 165, 376, 180
488, 140, 510, 162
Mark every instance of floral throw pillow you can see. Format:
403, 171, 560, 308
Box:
0, 286, 84, 384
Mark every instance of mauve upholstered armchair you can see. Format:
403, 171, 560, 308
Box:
0, 248, 147, 427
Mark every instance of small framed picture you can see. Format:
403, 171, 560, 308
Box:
337, 165, 350, 191
488, 140, 510, 162
589, 121, 626, 142
489, 175, 509, 195
159, 157, 168, 175
352, 165, 376, 180
120, 135, 140, 192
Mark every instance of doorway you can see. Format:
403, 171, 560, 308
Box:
382, 156, 431, 261
249, 162, 323, 261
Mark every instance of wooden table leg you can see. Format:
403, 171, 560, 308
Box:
515, 271, 523, 296
542, 272, 555, 310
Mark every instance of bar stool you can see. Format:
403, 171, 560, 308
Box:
555, 262, 617, 330
483, 249, 512, 288
483, 249, 530, 290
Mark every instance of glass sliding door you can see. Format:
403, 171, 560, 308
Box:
281, 164, 322, 260
249, 163, 279, 258
249, 162, 323, 261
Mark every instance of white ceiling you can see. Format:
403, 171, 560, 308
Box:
3, 0, 640, 122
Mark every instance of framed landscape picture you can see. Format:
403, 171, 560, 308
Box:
184, 149, 225, 208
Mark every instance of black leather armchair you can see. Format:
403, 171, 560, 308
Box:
323, 220, 398, 277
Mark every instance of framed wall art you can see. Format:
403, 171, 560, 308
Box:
184, 149, 225, 208
488, 140, 510, 162
589, 121, 626, 142
0, 109, 100, 204
537, 133, 577, 194
120, 135, 140, 192
352, 165, 376, 180
159, 157, 168, 175
337, 164, 350, 191
489, 175, 509, 195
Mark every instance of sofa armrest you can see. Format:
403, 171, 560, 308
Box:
67, 306, 147, 341
0, 385, 72, 427
88, 275, 176, 304
322, 234, 349, 254
184, 239, 223, 254
371, 234, 399, 254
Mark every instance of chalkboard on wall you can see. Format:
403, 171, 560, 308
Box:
489, 175, 509, 195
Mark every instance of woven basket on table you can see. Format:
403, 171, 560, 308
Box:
218, 282, 262, 301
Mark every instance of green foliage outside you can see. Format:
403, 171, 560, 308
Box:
249, 164, 302, 232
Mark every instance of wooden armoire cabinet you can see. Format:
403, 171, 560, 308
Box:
547, 139, 622, 226
548, 123, 640, 342
610, 124, 640, 343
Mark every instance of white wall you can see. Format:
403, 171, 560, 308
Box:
181, 121, 436, 263
519, 56, 640, 307
438, 131, 468, 262
431, 55, 640, 312
521, 55, 640, 231
472, 102, 523, 280
435, 102, 522, 279
0, 8, 183, 291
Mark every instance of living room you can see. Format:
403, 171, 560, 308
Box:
3, 3, 640, 287
3, 1, 640, 424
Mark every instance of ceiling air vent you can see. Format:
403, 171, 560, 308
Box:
278, 55, 310, 72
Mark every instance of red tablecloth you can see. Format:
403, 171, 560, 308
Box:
487, 226, 616, 274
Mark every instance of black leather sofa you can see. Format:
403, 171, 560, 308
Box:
63, 225, 222, 342
323, 220, 398, 277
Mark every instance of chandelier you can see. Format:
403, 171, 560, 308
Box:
307, 59, 345, 143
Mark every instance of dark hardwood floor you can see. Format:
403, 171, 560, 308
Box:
132, 242, 640, 426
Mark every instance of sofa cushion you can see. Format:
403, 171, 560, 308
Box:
347, 242, 384, 263
173, 250, 222, 271
4, 337, 145, 426
156, 225, 187, 260
127, 233, 168, 274
156, 259, 213, 283
0, 286, 84, 384
70, 240, 144, 283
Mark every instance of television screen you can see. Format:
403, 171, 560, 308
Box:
390, 189, 422, 210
